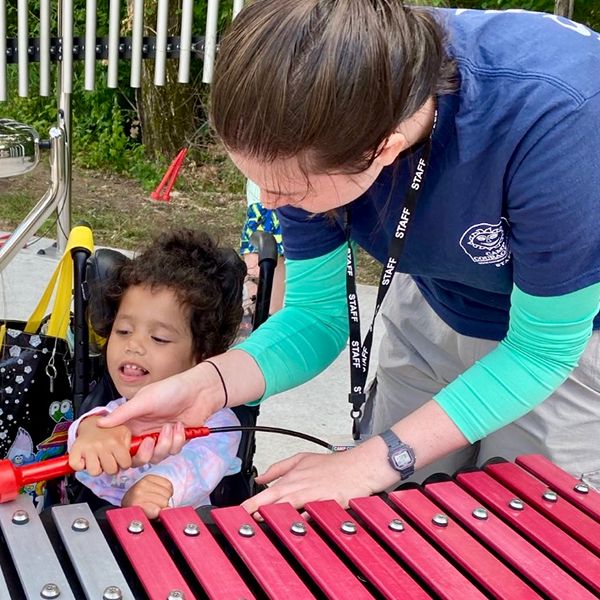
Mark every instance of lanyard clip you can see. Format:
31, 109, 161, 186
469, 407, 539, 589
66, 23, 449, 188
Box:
348, 392, 366, 441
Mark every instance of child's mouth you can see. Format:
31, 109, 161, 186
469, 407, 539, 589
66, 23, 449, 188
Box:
120, 363, 149, 382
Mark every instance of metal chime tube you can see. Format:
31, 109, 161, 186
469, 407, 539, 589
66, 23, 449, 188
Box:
202, 0, 219, 83
0, 0, 6, 101
178, 0, 193, 83
107, 0, 121, 88
61, 0, 73, 94
39, 0, 51, 96
56, 1, 71, 254
154, 0, 169, 86
233, 0, 244, 19
130, 0, 144, 88
17, 0, 29, 97
84, 0, 97, 90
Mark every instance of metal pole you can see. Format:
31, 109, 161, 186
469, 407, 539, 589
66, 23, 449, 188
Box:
202, 0, 220, 83
39, 0, 51, 96
0, 0, 6, 101
107, 0, 121, 88
154, 0, 169, 86
84, 0, 98, 90
130, 0, 144, 88
554, 0, 575, 18
178, 0, 193, 83
233, 0, 244, 19
17, 0, 29, 97
0, 126, 66, 271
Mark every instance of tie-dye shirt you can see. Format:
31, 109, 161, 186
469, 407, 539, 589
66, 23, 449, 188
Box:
67, 398, 242, 508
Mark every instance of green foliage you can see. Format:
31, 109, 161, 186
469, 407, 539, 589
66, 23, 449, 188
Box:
2, 0, 236, 188
2, 61, 161, 185
442, 0, 554, 10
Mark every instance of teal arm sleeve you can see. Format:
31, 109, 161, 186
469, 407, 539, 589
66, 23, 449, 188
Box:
434, 283, 600, 443
235, 243, 349, 401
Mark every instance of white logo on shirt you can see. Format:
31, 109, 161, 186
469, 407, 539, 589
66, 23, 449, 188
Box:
459, 219, 511, 267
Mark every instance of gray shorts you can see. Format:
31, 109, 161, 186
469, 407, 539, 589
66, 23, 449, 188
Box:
360, 273, 600, 490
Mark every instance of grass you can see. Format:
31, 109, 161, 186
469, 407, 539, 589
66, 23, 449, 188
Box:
0, 146, 381, 284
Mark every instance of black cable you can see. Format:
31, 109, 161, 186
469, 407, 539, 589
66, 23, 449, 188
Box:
209, 425, 352, 453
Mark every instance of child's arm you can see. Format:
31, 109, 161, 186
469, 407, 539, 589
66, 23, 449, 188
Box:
141, 408, 242, 508
68, 399, 132, 475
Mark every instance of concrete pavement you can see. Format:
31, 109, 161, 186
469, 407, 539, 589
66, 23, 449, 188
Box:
0, 234, 383, 473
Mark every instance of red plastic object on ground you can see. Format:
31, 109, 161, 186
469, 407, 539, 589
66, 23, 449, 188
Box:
151, 147, 188, 202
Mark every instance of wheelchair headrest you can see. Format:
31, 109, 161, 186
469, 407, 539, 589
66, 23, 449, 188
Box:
85, 244, 246, 339
86, 248, 131, 338
87, 248, 131, 286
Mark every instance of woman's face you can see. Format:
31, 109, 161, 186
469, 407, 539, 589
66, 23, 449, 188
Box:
229, 151, 385, 213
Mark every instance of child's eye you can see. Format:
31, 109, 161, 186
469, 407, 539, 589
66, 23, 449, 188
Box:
152, 336, 171, 344
115, 329, 130, 336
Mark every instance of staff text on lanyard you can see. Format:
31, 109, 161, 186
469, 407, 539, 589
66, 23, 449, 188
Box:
346, 110, 437, 440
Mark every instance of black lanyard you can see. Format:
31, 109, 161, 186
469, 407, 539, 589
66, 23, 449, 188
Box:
346, 109, 437, 440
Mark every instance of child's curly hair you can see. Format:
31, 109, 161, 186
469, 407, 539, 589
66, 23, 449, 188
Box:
90, 228, 246, 361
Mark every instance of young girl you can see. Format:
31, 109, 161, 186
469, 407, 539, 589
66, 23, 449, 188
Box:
68, 228, 245, 518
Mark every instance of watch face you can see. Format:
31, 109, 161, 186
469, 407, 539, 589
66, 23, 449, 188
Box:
391, 449, 413, 470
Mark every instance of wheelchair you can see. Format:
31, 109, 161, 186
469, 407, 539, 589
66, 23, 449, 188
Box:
66, 229, 279, 509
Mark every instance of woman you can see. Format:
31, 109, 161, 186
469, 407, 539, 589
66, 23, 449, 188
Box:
100, 0, 600, 511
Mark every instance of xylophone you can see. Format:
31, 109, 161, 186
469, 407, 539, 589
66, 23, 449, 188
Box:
0, 454, 599, 599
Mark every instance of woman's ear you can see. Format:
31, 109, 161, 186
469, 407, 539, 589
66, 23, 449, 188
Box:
375, 132, 410, 167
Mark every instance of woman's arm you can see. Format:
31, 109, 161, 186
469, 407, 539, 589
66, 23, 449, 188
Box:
435, 282, 600, 442
242, 282, 600, 512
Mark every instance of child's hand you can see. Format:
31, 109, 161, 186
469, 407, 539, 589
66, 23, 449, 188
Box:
69, 415, 132, 476
121, 474, 174, 519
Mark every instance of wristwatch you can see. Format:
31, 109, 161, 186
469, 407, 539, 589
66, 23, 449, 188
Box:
379, 429, 416, 480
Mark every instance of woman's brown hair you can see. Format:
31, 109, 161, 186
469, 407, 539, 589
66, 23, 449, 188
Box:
211, 0, 455, 175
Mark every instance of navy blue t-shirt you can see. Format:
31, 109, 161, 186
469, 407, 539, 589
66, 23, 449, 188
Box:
277, 8, 600, 341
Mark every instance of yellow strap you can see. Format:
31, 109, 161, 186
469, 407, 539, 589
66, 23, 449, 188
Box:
0, 323, 5, 348
24, 225, 94, 339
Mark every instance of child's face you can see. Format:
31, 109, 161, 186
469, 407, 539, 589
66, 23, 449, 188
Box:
106, 285, 197, 399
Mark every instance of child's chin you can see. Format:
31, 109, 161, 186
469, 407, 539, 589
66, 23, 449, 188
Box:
118, 382, 145, 400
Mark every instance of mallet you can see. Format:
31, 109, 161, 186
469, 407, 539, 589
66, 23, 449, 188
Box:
0, 426, 210, 503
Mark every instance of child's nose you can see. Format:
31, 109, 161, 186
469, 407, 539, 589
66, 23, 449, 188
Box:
125, 336, 145, 355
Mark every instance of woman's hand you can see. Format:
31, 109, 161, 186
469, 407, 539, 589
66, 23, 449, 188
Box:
97, 350, 265, 435
130, 422, 187, 467
121, 474, 173, 519
97, 368, 211, 436
69, 416, 132, 476
241, 441, 400, 516
96, 350, 265, 464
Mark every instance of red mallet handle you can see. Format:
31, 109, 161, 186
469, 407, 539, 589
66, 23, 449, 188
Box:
0, 426, 210, 503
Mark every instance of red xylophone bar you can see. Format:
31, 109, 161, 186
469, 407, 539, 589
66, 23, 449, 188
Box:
0, 426, 210, 503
